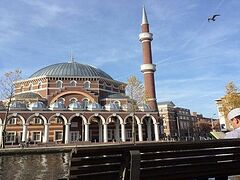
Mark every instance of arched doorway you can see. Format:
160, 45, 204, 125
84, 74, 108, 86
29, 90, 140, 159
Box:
142, 117, 154, 141
69, 116, 84, 142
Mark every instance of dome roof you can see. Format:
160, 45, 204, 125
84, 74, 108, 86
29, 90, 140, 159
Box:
107, 93, 129, 99
68, 101, 84, 111
14, 92, 43, 100
30, 61, 113, 79
10, 101, 27, 110
28, 101, 46, 111
49, 102, 66, 111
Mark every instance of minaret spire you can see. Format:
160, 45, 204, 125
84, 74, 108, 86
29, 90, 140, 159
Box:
142, 6, 148, 25
139, 7, 158, 111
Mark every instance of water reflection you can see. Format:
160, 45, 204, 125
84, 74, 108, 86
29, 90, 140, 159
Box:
0, 153, 70, 180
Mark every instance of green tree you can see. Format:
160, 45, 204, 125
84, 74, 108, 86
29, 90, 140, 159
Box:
125, 75, 145, 144
221, 81, 240, 119
0, 70, 22, 148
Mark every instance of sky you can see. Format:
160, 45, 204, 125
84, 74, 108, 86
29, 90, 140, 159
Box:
0, 0, 239, 117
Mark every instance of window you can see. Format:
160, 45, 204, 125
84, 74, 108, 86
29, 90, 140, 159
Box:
8, 118, 16, 125
29, 83, 33, 91
70, 131, 79, 142
70, 80, 77, 87
6, 132, 15, 142
32, 132, 41, 141
82, 99, 89, 109
69, 98, 77, 104
58, 98, 65, 104
126, 129, 132, 140
56, 80, 63, 88
38, 82, 42, 89
55, 131, 63, 141
114, 101, 120, 109
56, 117, 63, 124
83, 81, 91, 89
103, 83, 106, 89
33, 117, 42, 124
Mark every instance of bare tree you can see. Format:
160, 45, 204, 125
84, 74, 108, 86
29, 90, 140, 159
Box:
0, 69, 22, 148
125, 75, 145, 144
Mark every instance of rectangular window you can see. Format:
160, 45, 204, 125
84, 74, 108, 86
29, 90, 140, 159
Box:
55, 131, 63, 141
6, 132, 15, 142
32, 132, 41, 141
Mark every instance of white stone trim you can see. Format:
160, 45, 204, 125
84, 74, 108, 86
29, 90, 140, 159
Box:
139, 32, 153, 42
141, 64, 156, 72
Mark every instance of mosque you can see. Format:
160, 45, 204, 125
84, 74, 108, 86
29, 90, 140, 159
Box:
0, 7, 161, 145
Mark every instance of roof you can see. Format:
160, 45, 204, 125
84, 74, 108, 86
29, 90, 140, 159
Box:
14, 92, 43, 100
29, 61, 113, 80
107, 93, 129, 99
157, 101, 175, 107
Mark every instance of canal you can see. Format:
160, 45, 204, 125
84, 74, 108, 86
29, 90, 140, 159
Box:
0, 153, 70, 180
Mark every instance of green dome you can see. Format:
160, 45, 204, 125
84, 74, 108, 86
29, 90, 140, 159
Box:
30, 61, 113, 79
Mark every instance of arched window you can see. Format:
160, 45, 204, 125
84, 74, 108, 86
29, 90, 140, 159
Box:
69, 98, 77, 104
56, 80, 63, 88
70, 80, 77, 87
83, 81, 91, 89
38, 82, 42, 89
82, 98, 89, 109
58, 98, 65, 104
29, 83, 33, 91
114, 101, 121, 109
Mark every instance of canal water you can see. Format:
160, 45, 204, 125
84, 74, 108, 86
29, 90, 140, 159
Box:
0, 153, 70, 180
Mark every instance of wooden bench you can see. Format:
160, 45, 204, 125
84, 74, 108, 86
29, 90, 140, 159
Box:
68, 139, 240, 180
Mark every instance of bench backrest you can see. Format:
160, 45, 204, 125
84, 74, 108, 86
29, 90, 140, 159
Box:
69, 139, 240, 180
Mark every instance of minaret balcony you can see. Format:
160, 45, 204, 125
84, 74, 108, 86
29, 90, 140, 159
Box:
141, 64, 156, 72
139, 32, 153, 42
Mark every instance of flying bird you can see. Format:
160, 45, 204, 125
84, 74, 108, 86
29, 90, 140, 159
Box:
208, 14, 220, 22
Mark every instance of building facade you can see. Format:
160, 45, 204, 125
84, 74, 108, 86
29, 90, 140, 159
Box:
0, 7, 161, 146
157, 101, 219, 140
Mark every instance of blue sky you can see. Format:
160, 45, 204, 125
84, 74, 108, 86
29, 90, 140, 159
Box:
0, 0, 239, 117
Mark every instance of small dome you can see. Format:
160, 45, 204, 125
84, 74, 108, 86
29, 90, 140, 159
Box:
122, 103, 132, 112
88, 102, 102, 111
49, 102, 66, 111
68, 101, 84, 111
28, 101, 46, 111
105, 103, 119, 111
10, 101, 27, 110
30, 61, 113, 80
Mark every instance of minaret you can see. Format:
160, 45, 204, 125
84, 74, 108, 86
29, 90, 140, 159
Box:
139, 7, 158, 111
